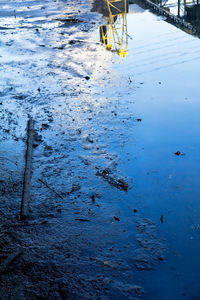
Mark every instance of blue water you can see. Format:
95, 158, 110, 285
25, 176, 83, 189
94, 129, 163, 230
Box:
96, 3, 200, 298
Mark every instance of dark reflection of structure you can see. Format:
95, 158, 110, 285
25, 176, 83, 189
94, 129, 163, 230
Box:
91, 0, 129, 57
140, 0, 200, 36
185, 4, 200, 33
91, 0, 110, 17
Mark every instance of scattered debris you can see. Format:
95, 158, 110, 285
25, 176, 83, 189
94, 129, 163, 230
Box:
158, 255, 164, 261
71, 184, 81, 192
160, 215, 164, 224
41, 123, 50, 130
174, 151, 186, 156
69, 40, 77, 45
97, 168, 128, 191
91, 194, 95, 203
86, 136, 94, 143
56, 18, 83, 23
45, 145, 53, 151
69, 39, 83, 45
56, 44, 65, 50
115, 179, 128, 191
33, 132, 43, 143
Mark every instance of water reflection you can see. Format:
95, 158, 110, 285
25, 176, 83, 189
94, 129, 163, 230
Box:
92, 0, 129, 57
145, 0, 200, 35
185, 3, 200, 33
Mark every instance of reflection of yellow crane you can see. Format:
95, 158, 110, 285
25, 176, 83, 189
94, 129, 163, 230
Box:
100, 0, 128, 57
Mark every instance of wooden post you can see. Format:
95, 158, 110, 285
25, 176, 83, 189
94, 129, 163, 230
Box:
178, 0, 181, 17
184, 0, 186, 16
20, 119, 34, 220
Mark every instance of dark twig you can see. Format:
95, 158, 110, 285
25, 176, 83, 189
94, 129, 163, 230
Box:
38, 178, 64, 199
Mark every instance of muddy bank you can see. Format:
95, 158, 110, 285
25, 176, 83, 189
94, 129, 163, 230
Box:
2, 0, 200, 298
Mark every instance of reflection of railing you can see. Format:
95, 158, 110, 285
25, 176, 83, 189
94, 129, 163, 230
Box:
142, 0, 197, 35
142, 0, 200, 35
100, 0, 128, 57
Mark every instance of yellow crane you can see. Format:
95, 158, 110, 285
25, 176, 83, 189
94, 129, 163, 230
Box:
100, 0, 128, 57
